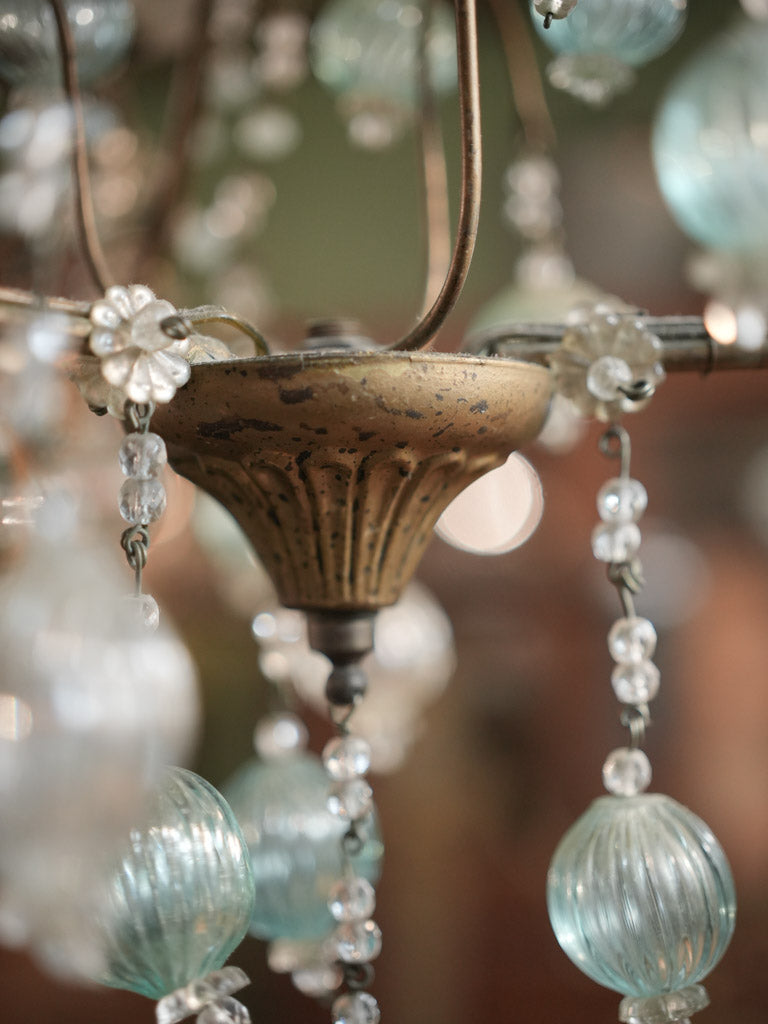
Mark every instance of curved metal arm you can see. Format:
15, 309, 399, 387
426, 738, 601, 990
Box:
388, 0, 482, 351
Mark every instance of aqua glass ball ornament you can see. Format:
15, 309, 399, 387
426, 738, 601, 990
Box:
223, 714, 384, 942
531, 0, 687, 105
0, 1, 136, 90
310, 0, 457, 149
95, 766, 255, 1019
652, 19, 768, 256
547, 793, 736, 1023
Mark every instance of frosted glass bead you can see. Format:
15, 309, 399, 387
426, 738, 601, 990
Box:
222, 754, 383, 941
602, 747, 652, 795
328, 779, 374, 821
611, 660, 661, 704
323, 735, 372, 780
335, 919, 382, 964
253, 712, 308, 760
119, 432, 167, 479
653, 21, 768, 254
96, 767, 255, 999
547, 794, 736, 999
586, 355, 632, 402
608, 616, 657, 664
597, 477, 648, 524
329, 877, 376, 922
119, 477, 167, 524
591, 521, 641, 563
332, 991, 381, 1024
122, 593, 160, 633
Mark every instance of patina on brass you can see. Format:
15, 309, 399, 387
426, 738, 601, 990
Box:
153, 350, 552, 612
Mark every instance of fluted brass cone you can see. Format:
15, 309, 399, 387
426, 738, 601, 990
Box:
153, 350, 552, 612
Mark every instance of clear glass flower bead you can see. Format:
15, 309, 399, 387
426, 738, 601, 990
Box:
608, 616, 657, 664
597, 477, 648, 524
332, 990, 381, 1024
119, 432, 167, 479
253, 712, 308, 760
323, 735, 372, 780
335, 919, 382, 964
602, 747, 652, 795
591, 521, 641, 562
611, 661, 661, 705
329, 877, 376, 922
118, 477, 167, 524
586, 354, 633, 401
327, 779, 374, 821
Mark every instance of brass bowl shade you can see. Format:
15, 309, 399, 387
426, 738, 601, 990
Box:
153, 350, 552, 612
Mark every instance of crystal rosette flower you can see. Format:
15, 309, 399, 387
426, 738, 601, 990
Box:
549, 306, 665, 421
88, 284, 192, 404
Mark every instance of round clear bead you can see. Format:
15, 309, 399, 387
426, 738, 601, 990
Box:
586, 355, 632, 402
335, 919, 382, 964
254, 712, 308, 760
328, 877, 376, 922
118, 477, 167, 524
122, 592, 160, 633
591, 521, 641, 563
119, 432, 167, 479
331, 991, 381, 1024
602, 747, 652, 796
597, 477, 648, 524
323, 735, 372, 780
327, 779, 373, 821
612, 661, 661, 705
608, 616, 657, 664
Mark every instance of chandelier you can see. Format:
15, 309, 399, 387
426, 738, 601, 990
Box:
1, 3, 768, 1024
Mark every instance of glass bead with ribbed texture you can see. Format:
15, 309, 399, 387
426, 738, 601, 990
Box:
222, 753, 383, 942
119, 433, 167, 479
95, 767, 255, 1000
547, 794, 736, 999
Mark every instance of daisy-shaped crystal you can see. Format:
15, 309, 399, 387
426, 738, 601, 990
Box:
549, 304, 665, 421
89, 285, 191, 404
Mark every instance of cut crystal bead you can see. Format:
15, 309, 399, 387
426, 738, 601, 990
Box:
335, 918, 382, 963
612, 661, 660, 705
591, 521, 641, 562
118, 477, 166, 524
253, 712, 308, 760
119, 432, 167, 479
586, 354, 633, 401
328, 876, 376, 922
597, 477, 648, 524
602, 747, 652, 796
323, 735, 372, 780
331, 991, 381, 1024
327, 779, 374, 821
122, 593, 160, 633
608, 617, 657, 664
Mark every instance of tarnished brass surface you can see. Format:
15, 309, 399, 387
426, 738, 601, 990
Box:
153, 350, 552, 612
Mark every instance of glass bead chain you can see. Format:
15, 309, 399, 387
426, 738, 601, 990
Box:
118, 399, 166, 631
591, 424, 658, 796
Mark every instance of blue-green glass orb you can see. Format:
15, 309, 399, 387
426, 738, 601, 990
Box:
223, 752, 384, 942
0, 1, 135, 89
547, 794, 736, 999
652, 19, 768, 253
531, 0, 687, 65
96, 767, 255, 1000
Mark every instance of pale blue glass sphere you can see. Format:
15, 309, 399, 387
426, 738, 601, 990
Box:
653, 19, 768, 253
223, 752, 384, 942
97, 767, 255, 1000
0, 1, 135, 89
547, 794, 736, 999
531, 0, 687, 65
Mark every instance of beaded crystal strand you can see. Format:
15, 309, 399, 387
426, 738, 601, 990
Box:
546, 419, 736, 1024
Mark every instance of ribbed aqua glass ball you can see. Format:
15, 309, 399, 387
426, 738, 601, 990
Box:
652, 19, 768, 253
531, 0, 687, 65
223, 752, 384, 942
547, 794, 736, 1000
96, 767, 255, 1000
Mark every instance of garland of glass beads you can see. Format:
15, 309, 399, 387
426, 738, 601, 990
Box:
591, 424, 658, 795
323, 710, 382, 1024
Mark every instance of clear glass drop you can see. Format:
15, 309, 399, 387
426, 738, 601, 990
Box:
335, 919, 382, 964
328, 877, 376, 922
547, 794, 736, 998
95, 767, 255, 999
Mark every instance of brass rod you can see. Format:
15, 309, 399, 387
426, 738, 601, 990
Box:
49, 0, 115, 294
389, 0, 482, 352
